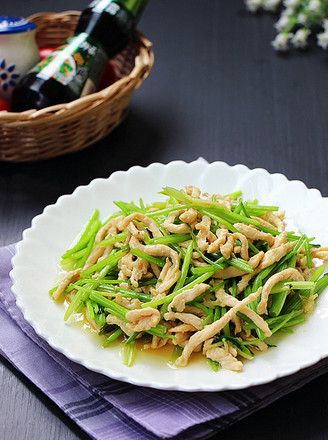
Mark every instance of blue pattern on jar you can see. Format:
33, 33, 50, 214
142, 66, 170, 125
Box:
0, 59, 20, 92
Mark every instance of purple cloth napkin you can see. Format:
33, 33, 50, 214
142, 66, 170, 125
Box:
1, 244, 328, 440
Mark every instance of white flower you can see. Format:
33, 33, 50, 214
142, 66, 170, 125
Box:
283, 0, 301, 7
245, 0, 263, 12
307, 0, 321, 14
322, 19, 328, 31
263, 0, 281, 11
284, 6, 296, 15
271, 32, 290, 50
317, 30, 328, 49
275, 13, 291, 31
291, 28, 311, 47
297, 12, 308, 25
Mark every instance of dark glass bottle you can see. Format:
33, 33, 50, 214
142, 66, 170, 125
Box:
11, 0, 149, 112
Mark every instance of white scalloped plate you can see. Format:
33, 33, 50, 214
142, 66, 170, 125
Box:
10, 160, 328, 392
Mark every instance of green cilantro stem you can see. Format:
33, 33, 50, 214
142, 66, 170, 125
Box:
174, 240, 193, 291
103, 328, 123, 347
61, 209, 100, 259
81, 247, 129, 277
130, 248, 165, 267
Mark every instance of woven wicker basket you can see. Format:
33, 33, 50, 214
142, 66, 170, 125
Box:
0, 11, 154, 162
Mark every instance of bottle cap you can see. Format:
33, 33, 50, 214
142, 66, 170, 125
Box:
0, 16, 36, 34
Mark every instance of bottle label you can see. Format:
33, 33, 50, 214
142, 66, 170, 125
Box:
31, 33, 108, 97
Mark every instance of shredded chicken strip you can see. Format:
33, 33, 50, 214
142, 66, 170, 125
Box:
184, 305, 207, 317
116, 293, 141, 311
85, 309, 101, 332
195, 215, 216, 252
122, 212, 163, 238
173, 332, 192, 347
118, 252, 134, 279
257, 241, 297, 271
232, 315, 243, 334
204, 193, 232, 210
207, 228, 229, 253
163, 210, 190, 234
179, 208, 198, 226
169, 323, 199, 333
302, 267, 317, 281
174, 289, 262, 367
98, 245, 113, 261
126, 307, 161, 332
232, 232, 249, 260
242, 333, 268, 351
52, 269, 81, 300
106, 315, 134, 336
150, 262, 161, 278
126, 221, 146, 240
264, 212, 285, 232
236, 273, 254, 295
185, 185, 201, 198
215, 287, 271, 337
257, 268, 304, 315
84, 215, 127, 269
163, 312, 204, 330
168, 283, 209, 312
234, 223, 275, 246
130, 257, 149, 287
204, 345, 243, 372
272, 231, 287, 249
129, 236, 180, 294
157, 258, 173, 289
220, 235, 235, 259
95, 215, 124, 242
143, 336, 169, 349
83, 246, 106, 270
311, 247, 328, 261
251, 216, 277, 230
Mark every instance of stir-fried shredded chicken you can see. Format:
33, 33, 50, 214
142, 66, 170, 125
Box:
53, 185, 328, 373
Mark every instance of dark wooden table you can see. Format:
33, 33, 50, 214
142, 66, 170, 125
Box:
1, 1, 328, 439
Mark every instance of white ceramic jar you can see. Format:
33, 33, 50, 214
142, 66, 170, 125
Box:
0, 16, 40, 104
